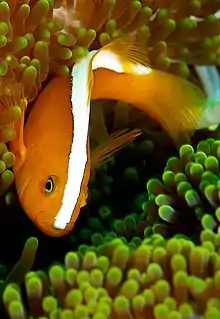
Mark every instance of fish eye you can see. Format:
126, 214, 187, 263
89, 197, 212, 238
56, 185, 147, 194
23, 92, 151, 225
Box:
44, 176, 55, 195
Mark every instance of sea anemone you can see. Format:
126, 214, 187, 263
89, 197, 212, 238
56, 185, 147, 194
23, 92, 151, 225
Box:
0, 144, 15, 196
66, 135, 220, 255
0, 237, 38, 297
54, 0, 220, 76
0, 0, 219, 99
0, 0, 220, 195
143, 137, 220, 240
3, 233, 220, 319
0, 79, 25, 196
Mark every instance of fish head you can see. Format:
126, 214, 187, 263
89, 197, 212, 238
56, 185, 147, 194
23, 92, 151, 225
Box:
14, 143, 91, 237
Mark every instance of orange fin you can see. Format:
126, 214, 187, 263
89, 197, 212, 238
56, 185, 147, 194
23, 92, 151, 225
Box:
130, 69, 206, 141
2, 79, 28, 166
91, 128, 142, 170
92, 34, 152, 75
13, 99, 27, 164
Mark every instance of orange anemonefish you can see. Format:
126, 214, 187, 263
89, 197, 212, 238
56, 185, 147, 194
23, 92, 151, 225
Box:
8, 36, 220, 236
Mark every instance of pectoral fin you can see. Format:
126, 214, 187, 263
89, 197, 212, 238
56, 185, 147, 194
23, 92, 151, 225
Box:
91, 128, 142, 170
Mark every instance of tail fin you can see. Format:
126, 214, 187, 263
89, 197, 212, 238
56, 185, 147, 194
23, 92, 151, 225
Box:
198, 102, 220, 130
195, 66, 220, 130
195, 66, 220, 102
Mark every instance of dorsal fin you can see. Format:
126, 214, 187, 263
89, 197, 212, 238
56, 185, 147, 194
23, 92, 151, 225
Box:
92, 35, 152, 75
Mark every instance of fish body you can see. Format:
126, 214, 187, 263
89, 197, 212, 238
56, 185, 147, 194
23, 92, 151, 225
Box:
10, 74, 140, 237
11, 76, 91, 236
9, 36, 220, 236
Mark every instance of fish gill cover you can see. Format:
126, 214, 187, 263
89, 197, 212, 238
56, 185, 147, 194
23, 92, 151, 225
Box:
0, 0, 219, 318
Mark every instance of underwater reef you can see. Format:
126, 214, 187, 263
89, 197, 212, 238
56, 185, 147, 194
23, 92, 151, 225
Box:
0, 0, 220, 318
